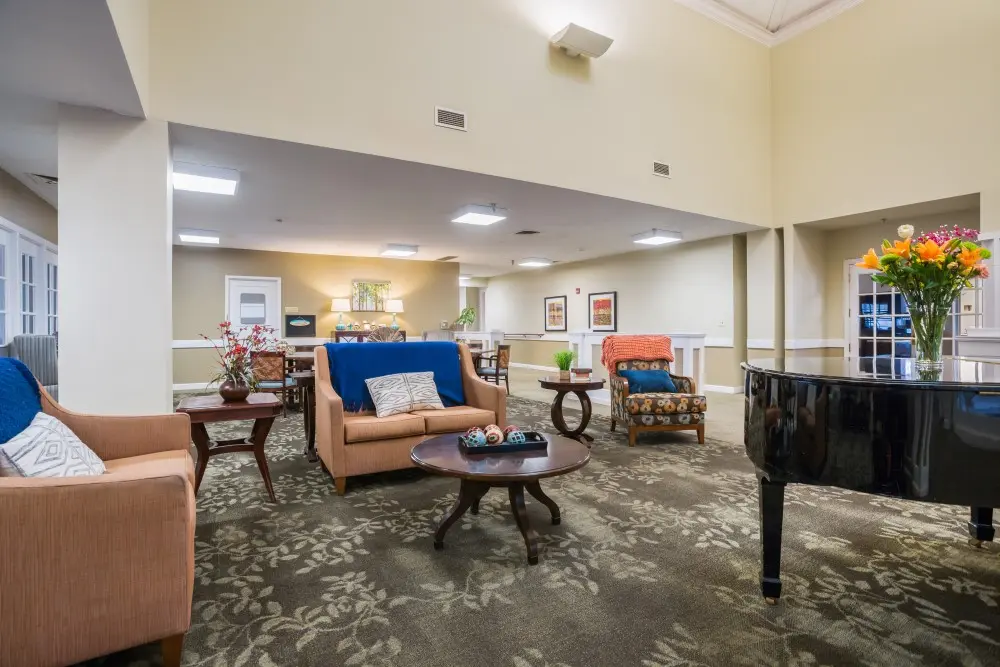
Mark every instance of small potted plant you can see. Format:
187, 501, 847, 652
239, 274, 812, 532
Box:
553, 349, 576, 381
454, 306, 476, 331
201, 322, 275, 402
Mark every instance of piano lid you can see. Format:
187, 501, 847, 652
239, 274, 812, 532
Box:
743, 356, 1000, 388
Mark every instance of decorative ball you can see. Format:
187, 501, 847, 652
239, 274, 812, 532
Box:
464, 427, 487, 447
506, 430, 527, 445
484, 424, 504, 445
503, 425, 521, 437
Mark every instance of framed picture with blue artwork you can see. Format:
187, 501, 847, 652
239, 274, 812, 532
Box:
284, 314, 316, 337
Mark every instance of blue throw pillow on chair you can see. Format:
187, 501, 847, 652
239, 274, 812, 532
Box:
0, 358, 42, 444
619, 369, 677, 394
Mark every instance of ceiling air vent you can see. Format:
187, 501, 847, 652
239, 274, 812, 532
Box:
435, 255, 458, 262
515, 230, 540, 235
27, 173, 58, 186
435, 107, 467, 131
652, 162, 671, 179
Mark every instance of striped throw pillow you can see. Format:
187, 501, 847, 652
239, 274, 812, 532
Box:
365, 372, 444, 418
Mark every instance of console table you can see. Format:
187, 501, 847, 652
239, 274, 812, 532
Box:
333, 330, 406, 342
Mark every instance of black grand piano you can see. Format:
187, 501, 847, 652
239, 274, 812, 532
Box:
743, 356, 1000, 603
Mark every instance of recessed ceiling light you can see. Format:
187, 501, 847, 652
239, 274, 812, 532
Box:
380, 244, 418, 257
632, 229, 682, 246
452, 204, 508, 225
178, 231, 220, 244
173, 162, 240, 195
517, 257, 552, 268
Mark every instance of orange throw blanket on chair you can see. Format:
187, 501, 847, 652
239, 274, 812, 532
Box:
600, 335, 674, 373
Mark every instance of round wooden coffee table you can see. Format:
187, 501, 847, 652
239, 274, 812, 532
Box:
538, 376, 606, 444
411, 433, 590, 564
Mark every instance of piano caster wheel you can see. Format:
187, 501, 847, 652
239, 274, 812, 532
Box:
764, 597, 779, 606
969, 538, 985, 549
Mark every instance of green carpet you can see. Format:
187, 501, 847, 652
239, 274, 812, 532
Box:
86, 396, 1000, 666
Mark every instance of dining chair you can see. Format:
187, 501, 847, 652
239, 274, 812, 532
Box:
476, 344, 510, 393
251, 351, 294, 416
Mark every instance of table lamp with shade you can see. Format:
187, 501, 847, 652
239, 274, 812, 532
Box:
385, 299, 404, 330
331, 298, 352, 330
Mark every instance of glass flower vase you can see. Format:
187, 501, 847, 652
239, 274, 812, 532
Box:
904, 291, 949, 376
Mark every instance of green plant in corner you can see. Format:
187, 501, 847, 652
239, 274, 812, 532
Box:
455, 306, 476, 330
553, 349, 576, 371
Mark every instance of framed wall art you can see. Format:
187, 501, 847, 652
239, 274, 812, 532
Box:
351, 281, 391, 312
588, 291, 617, 332
544, 295, 567, 332
284, 314, 317, 338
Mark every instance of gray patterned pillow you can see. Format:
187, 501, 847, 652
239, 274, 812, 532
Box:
365, 372, 444, 418
0, 412, 106, 477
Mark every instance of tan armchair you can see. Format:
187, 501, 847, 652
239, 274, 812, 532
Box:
0, 388, 195, 667
315, 343, 506, 495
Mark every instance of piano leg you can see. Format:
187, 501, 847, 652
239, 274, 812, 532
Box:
758, 477, 786, 604
968, 507, 995, 548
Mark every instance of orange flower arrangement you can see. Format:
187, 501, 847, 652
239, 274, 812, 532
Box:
857, 224, 991, 371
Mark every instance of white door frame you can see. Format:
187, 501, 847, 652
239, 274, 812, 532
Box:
224, 275, 282, 332
844, 258, 856, 357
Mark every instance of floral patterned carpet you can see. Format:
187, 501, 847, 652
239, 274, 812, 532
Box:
86, 395, 1000, 667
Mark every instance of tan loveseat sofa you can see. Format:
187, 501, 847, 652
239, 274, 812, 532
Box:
0, 386, 195, 667
315, 342, 506, 495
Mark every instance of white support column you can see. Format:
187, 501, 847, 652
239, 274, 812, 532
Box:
58, 105, 173, 414
746, 229, 783, 354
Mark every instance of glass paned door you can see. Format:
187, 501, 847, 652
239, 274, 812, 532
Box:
46, 260, 58, 336
20, 250, 35, 334
849, 263, 982, 360
0, 238, 6, 345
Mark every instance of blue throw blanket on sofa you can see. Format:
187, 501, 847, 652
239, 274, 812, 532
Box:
324, 341, 466, 412
0, 358, 42, 443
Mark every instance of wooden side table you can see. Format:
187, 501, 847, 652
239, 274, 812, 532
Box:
537, 376, 606, 444
291, 371, 316, 461
175, 393, 283, 502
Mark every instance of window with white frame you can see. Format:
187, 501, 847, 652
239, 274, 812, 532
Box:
45, 251, 58, 336
0, 218, 56, 345
20, 242, 38, 334
0, 230, 8, 346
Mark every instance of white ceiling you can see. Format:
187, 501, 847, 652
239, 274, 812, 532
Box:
0, 0, 143, 204
171, 125, 761, 277
673, 0, 864, 45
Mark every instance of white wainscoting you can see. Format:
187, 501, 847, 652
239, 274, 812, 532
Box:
453, 330, 505, 348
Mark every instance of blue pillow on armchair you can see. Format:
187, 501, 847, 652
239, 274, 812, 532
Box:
619, 369, 677, 394
0, 358, 42, 443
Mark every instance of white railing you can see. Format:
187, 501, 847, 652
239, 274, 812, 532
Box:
566, 331, 707, 391
453, 330, 505, 349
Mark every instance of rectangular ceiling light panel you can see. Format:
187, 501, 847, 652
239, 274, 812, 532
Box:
452, 204, 508, 225
173, 162, 240, 195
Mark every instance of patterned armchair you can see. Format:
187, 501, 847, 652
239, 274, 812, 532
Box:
609, 359, 706, 446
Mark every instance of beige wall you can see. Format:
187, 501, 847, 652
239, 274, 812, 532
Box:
732, 234, 747, 365
173, 246, 459, 384
506, 340, 567, 369
107, 0, 150, 114
784, 223, 827, 343
149, 0, 772, 226
486, 237, 744, 387
745, 229, 783, 352
772, 0, 1000, 225
0, 168, 57, 243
